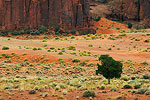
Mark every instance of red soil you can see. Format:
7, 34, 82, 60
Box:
94, 18, 130, 34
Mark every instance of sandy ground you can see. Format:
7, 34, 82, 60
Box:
0, 33, 150, 100
0, 33, 150, 64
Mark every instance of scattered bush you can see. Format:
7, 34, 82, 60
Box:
143, 74, 150, 79
144, 39, 149, 43
0, 29, 8, 36
62, 90, 67, 95
128, 23, 132, 29
110, 88, 117, 91
67, 46, 76, 51
29, 90, 36, 94
2, 46, 9, 50
55, 26, 60, 32
100, 85, 105, 90
134, 85, 141, 89
108, 48, 112, 50
25, 26, 31, 34
82, 90, 96, 97
71, 29, 76, 35
33, 48, 38, 51
141, 61, 149, 65
11, 30, 24, 35
88, 44, 93, 47
0, 32, 8, 36
123, 85, 132, 89
58, 52, 63, 55
136, 88, 147, 94
94, 16, 101, 21
30, 31, 40, 35
55, 32, 59, 35
72, 58, 80, 63
39, 25, 47, 33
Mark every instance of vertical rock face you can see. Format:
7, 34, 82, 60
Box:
123, 0, 150, 26
105, 0, 150, 27
123, 0, 150, 21
0, 0, 89, 30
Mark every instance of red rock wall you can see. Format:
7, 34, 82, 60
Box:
0, 0, 89, 30
123, 0, 150, 26
123, 0, 150, 21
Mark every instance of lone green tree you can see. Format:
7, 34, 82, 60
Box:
96, 55, 123, 84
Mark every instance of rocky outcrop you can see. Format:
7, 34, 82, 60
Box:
100, 0, 150, 27
0, 0, 90, 30
123, 0, 150, 27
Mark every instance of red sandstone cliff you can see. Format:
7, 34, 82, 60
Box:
124, 0, 150, 27
0, 0, 89, 30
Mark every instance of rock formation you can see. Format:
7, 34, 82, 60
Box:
122, 0, 150, 27
101, 0, 150, 27
0, 0, 90, 30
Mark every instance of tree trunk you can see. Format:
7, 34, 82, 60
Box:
108, 79, 110, 84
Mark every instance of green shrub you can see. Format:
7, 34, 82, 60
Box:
87, 62, 94, 66
143, 74, 150, 79
11, 30, 24, 35
39, 25, 47, 33
119, 33, 126, 36
88, 44, 93, 47
55, 26, 60, 32
2, 46, 9, 50
4, 86, 12, 90
108, 48, 112, 50
123, 85, 132, 89
94, 16, 101, 21
128, 23, 132, 29
4, 54, 10, 58
71, 29, 76, 35
100, 85, 105, 90
37, 48, 42, 50
30, 31, 40, 35
82, 90, 96, 97
25, 26, 31, 34
134, 85, 141, 89
67, 46, 76, 51
136, 88, 147, 94
0, 29, 8, 36
33, 48, 38, 51
72, 58, 80, 63
29, 90, 36, 94
44, 37, 49, 39
0, 32, 8, 36
110, 88, 117, 91
50, 47, 55, 50
55, 32, 59, 35
144, 39, 149, 43
141, 61, 149, 65
58, 52, 63, 55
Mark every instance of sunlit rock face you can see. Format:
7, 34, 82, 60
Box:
0, 0, 90, 30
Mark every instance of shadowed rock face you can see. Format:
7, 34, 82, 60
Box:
123, 0, 149, 20
123, 0, 150, 26
0, 0, 89, 30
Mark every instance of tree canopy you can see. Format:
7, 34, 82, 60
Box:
96, 55, 123, 84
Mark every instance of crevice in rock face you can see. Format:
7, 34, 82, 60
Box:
10, 0, 12, 23
48, 0, 50, 23
75, 2, 79, 27
25, 0, 32, 23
